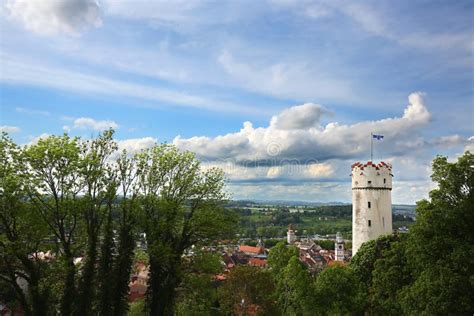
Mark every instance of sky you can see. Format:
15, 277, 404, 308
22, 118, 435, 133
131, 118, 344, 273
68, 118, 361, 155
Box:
1, 0, 473, 204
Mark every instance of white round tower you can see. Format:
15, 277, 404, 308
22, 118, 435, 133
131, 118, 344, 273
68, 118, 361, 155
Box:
351, 161, 393, 255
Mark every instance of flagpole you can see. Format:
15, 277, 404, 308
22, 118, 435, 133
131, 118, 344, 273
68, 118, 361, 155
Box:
370, 132, 373, 162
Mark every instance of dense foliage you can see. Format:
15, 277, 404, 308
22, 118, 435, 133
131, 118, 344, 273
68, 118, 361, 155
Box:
0, 131, 237, 315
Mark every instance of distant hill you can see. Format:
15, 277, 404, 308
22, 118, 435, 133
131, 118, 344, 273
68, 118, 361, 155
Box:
232, 199, 349, 207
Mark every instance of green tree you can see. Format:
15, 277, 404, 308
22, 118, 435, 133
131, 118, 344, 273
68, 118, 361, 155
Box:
400, 152, 474, 314
349, 234, 399, 287
314, 264, 366, 315
0, 133, 51, 315
267, 241, 299, 276
23, 134, 84, 315
369, 239, 411, 315
316, 240, 335, 251
76, 130, 118, 315
135, 144, 237, 315
276, 256, 313, 315
175, 250, 222, 315
109, 151, 140, 316
218, 265, 279, 315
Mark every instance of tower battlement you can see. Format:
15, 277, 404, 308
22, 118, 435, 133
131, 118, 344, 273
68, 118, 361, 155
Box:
351, 161, 393, 190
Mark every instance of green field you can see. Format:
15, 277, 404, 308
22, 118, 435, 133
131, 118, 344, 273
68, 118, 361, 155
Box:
228, 202, 415, 239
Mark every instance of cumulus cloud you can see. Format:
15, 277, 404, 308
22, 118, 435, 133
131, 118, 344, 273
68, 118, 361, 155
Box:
116, 137, 157, 155
174, 92, 432, 164
26, 133, 50, 145
0, 125, 21, 133
201, 161, 334, 183
403, 92, 431, 121
6, 0, 102, 36
465, 136, 474, 153
432, 134, 464, 148
270, 103, 328, 130
73, 117, 118, 131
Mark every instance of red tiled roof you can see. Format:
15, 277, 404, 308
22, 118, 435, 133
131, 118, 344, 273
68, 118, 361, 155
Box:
249, 258, 267, 267
239, 245, 264, 254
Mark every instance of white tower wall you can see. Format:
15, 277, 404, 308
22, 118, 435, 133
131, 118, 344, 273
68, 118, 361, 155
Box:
352, 161, 393, 255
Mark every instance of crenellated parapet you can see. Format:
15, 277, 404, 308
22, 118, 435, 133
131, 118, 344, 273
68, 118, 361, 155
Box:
351, 161, 392, 190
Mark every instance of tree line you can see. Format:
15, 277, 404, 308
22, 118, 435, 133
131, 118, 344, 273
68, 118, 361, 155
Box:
0, 131, 237, 315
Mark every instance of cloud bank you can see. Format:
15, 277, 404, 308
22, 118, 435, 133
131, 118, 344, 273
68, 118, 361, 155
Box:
173, 92, 432, 164
6, 0, 102, 35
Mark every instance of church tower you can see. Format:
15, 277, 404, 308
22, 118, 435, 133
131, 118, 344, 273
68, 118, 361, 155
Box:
351, 161, 393, 255
335, 232, 344, 261
287, 224, 296, 244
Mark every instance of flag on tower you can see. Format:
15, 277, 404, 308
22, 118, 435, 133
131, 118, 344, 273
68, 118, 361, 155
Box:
372, 134, 384, 140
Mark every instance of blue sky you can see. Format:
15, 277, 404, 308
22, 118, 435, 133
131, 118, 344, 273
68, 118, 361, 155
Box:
1, 0, 473, 204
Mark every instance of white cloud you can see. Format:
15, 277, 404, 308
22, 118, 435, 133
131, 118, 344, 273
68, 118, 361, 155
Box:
201, 161, 334, 182
465, 136, 474, 153
16, 107, 50, 116
304, 4, 332, 19
173, 92, 432, 163
1, 55, 260, 115
270, 103, 328, 130
26, 133, 50, 145
73, 117, 118, 131
116, 137, 157, 155
0, 125, 21, 133
432, 134, 464, 148
217, 50, 355, 102
402, 92, 431, 121
6, 0, 102, 36
333, 2, 473, 54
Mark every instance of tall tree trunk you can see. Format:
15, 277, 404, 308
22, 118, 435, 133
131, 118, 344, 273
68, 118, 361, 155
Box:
111, 221, 135, 316
61, 254, 76, 316
147, 254, 182, 316
97, 207, 114, 316
76, 231, 98, 316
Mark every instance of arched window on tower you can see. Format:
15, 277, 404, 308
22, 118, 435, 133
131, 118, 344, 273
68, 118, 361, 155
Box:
368, 220, 371, 227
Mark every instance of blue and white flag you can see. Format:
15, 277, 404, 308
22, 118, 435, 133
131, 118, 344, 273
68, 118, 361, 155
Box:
372, 134, 384, 140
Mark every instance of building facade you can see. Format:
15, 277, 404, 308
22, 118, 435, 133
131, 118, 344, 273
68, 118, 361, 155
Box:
351, 161, 393, 255
287, 224, 296, 244
335, 232, 344, 261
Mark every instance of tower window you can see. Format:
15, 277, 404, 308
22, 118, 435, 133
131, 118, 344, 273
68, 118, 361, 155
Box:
383, 217, 385, 228
368, 201, 371, 208
368, 220, 372, 227
368, 180, 372, 185
384, 178, 386, 184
